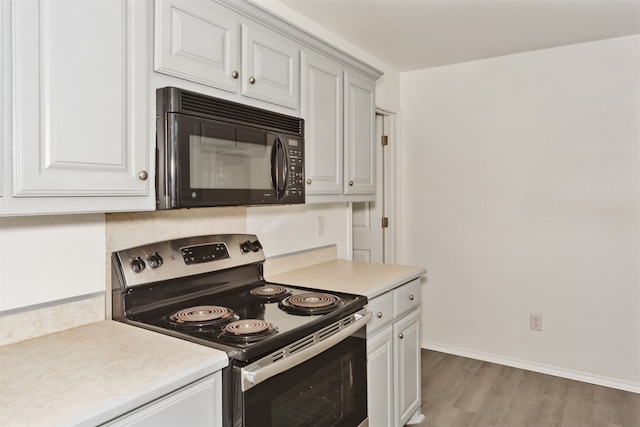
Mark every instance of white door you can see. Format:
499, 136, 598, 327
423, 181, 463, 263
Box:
352, 113, 391, 262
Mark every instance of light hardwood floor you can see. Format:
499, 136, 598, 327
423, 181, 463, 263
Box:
418, 349, 640, 427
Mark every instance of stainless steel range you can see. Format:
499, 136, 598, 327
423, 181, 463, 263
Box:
111, 234, 371, 427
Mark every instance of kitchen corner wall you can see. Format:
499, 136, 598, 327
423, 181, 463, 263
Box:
399, 35, 640, 391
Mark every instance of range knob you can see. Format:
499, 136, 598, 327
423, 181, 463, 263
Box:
240, 240, 253, 253
251, 240, 263, 252
130, 257, 146, 273
148, 252, 163, 269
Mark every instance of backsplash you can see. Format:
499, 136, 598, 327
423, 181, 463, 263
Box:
105, 207, 247, 317
0, 295, 105, 346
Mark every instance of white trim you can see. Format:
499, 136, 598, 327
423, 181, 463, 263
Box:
421, 340, 640, 394
375, 107, 398, 264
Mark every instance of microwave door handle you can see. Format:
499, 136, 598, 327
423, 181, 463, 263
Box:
270, 137, 288, 199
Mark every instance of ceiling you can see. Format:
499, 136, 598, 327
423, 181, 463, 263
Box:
277, 0, 640, 71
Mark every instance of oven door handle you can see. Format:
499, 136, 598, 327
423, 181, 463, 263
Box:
241, 311, 372, 391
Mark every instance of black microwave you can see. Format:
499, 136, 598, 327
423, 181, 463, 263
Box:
156, 87, 305, 209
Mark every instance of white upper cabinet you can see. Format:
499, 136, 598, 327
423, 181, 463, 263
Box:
1, 0, 153, 216
155, 0, 240, 93
344, 70, 376, 196
304, 50, 344, 196
1, 1, 5, 201
241, 22, 299, 109
155, 0, 300, 111
304, 52, 377, 202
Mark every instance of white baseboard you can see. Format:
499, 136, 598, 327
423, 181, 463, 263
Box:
421, 340, 640, 394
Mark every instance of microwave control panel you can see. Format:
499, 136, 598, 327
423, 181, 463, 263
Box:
286, 143, 304, 198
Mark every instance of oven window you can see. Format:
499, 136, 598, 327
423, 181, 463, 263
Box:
243, 336, 367, 427
188, 120, 272, 190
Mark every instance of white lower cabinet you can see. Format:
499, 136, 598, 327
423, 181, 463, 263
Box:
367, 324, 394, 426
103, 373, 222, 427
367, 279, 422, 427
394, 308, 422, 426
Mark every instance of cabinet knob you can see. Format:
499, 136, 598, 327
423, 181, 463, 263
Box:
377, 312, 383, 319
409, 294, 414, 301
399, 333, 404, 339
306, 178, 312, 185
231, 70, 239, 79
349, 180, 354, 186
249, 76, 256, 84
138, 170, 148, 181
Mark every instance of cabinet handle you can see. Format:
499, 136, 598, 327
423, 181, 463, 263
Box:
348, 180, 354, 186
377, 312, 382, 319
409, 294, 414, 301
249, 76, 256, 84
231, 70, 239, 79
306, 178, 312, 185
399, 333, 404, 339
138, 170, 148, 181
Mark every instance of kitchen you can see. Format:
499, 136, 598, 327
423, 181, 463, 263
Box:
1, 0, 639, 426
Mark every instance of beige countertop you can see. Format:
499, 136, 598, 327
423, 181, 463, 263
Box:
0, 320, 228, 427
267, 259, 427, 299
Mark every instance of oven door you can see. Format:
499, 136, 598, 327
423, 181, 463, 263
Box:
236, 311, 371, 427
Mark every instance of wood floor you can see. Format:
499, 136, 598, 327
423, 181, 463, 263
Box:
417, 349, 640, 427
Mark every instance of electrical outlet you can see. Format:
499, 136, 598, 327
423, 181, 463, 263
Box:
316, 216, 325, 236
530, 313, 543, 331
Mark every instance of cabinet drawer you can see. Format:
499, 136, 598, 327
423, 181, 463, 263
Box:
393, 279, 421, 317
104, 373, 221, 426
367, 292, 393, 334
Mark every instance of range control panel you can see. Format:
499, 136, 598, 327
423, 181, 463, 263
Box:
112, 234, 265, 290
181, 243, 230, 265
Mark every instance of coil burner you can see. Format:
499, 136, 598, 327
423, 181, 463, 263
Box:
168, 305, 236, 330
279, 292, 344, 315
249, 285, 292, 303
219, 319, 278, 343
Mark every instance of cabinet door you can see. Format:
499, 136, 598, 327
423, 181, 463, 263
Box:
367, 325, 394, 427
155, 0, 240, 93
394, 308, 421, 427
304, 50, 343, 195
344, 70, 375, 195
105, 373, 222, 427
1, 0, 5, 201
242, 21, 300, 110
11, 0, 149, 198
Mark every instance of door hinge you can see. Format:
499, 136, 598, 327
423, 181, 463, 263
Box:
382, 217, 389, 228
381, 135, 388, 146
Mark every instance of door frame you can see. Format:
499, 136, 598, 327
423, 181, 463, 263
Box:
377, 107, 398, 264
350, 107, 398, 263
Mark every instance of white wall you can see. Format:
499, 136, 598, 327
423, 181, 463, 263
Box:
247, 203, 350, 259
399, 35, 640, 391
0, 214, 105, 311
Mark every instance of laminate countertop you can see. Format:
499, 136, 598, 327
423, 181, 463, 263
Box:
267, 259, 427, 299
0, 320, 228, 427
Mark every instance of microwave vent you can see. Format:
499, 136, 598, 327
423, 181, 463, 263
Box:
179, 91, 303, 136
